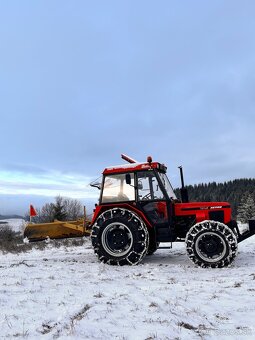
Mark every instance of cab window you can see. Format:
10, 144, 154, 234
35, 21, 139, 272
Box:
137, 171, 165, 201
101, 173, 135, 203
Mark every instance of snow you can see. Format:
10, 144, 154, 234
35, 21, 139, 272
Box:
0, 218, 26, 233
0, 220, 255, 339
105, 163, 149, 170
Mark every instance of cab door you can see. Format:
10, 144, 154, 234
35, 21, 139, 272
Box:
136, 171, 169, 228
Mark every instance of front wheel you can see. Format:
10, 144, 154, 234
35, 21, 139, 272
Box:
91, 208, 149, 265
185, 220, 238, 268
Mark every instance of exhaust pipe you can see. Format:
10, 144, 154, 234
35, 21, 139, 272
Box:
178, 166, 189, 203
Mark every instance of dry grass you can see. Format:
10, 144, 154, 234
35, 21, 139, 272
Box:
178, 321, 197, 330
0, 226, 33, 253
0, 226, 87, 254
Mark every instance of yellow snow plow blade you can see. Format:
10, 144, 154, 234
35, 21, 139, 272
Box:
24, 219, 91, 241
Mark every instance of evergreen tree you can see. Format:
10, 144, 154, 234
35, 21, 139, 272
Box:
237, 192, 255, 223
53, 196, 67, 221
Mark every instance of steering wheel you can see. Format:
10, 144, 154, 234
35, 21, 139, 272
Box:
142, 193, 152, 200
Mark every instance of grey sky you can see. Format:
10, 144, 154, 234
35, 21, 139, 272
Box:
0, 1, 255, 215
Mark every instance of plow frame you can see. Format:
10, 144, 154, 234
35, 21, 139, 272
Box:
24, 218, 91, 242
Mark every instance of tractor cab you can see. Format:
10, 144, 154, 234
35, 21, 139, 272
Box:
100, 160, 176, 204
94, 156, 177, 242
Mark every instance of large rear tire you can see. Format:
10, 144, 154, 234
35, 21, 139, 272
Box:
185, 220, 238, 268
91, 208, 149, 265
146, 228, 159, 255
147, 242, 159, 255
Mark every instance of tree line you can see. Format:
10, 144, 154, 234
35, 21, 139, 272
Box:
28, 196, 84, 223
175, 178, 255, 222
29, 178, 255, 224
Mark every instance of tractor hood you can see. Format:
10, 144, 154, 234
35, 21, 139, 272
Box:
174, 201, 232, 224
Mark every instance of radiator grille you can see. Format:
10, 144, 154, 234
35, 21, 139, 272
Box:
209, 210, 224, 222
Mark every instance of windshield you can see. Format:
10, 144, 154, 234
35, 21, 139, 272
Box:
158, 172, 177, 200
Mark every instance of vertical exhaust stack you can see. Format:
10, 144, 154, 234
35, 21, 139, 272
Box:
178, 166, 189, 203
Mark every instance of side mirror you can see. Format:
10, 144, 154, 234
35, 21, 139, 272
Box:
138, 180, 143, 190
125, 173, 131, 185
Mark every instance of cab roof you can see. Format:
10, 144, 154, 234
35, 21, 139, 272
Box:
103, 162, 167, 175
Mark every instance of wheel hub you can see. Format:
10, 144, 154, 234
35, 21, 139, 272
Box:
111, 229, 129, 249
195, 232, 226, 263
101, 222, 133, 257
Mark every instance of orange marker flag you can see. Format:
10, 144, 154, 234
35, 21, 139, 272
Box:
29, 204, 37, 217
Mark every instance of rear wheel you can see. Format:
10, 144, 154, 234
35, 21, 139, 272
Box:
147, 241, 159, 255
185, 220, 238, 268
91, 208, 149, 265
147, 230, 159, 255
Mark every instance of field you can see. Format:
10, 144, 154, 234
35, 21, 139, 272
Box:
0, 219, 254, 339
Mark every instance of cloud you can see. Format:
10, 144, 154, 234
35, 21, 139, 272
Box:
0, 1, 255, 214
0, 169, 99, 199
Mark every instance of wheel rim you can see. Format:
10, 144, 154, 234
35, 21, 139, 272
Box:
195, 232, 227, 263
101, 222, 133, 257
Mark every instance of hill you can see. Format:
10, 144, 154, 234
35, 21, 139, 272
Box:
0, 214, 24, 220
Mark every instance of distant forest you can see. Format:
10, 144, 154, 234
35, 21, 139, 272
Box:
174, 178, 255, 218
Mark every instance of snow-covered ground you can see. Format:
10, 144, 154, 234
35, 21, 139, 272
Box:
0, 220, 255, 339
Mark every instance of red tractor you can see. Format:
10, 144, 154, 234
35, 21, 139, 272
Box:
91, 155, 255, 268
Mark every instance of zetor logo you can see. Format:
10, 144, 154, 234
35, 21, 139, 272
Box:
210, 206, 222, 209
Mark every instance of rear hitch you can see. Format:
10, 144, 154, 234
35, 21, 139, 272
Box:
237, 218, 255, 243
